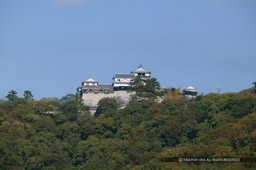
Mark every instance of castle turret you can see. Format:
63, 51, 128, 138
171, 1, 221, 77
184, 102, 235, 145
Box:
130, 64, 151, 80
82, 77, 98, 86
183, 86, 198, 98
78, 77, 113, 96
78, 77, 99, 95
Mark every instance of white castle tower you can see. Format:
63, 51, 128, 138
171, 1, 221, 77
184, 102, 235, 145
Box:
113, 64, 151, 90
183, 86, 198, 98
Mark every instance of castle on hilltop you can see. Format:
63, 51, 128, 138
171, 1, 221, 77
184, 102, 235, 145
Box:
77, 65, 151, 108
77, 65, 198, 111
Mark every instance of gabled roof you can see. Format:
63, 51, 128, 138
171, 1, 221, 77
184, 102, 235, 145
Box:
83, 77, 98, 83
113, 73, 135, 79
131, 64, 151, 74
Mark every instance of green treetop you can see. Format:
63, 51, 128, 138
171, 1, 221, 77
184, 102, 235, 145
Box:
23, 90, 33, 100
5, 90, 18, 102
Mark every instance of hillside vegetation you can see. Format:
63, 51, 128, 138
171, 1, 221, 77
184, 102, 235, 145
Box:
0, 89, 256, 169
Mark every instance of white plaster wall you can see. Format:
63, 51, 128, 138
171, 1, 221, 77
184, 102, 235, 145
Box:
115, 78, 132, 82
113, 83, 130, 87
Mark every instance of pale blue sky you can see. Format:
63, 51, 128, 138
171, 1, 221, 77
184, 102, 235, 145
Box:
0, 0, 256, 99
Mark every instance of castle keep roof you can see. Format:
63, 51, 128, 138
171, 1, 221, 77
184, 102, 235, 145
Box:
184, 86, 197, 92
131, 64, 151, 74
83, 77, 98, 83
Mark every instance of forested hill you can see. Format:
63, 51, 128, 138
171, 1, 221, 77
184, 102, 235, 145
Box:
0, 90, 256, 169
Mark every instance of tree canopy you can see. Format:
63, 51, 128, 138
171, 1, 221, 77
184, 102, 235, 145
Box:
23, 90, 33, 100
5, 90, 18, 102
0, 90, 255, 169
129, 77, 161, 100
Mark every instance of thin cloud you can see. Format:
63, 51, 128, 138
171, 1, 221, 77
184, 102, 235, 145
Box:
50, 0, 88, 6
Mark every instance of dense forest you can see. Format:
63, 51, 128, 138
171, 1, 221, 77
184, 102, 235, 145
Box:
0, 81, 256, 169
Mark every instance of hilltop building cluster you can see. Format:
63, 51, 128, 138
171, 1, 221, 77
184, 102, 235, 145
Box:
77, 65, 198, 110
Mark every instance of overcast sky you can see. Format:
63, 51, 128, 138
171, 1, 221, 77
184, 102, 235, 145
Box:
0, 0, 256, 99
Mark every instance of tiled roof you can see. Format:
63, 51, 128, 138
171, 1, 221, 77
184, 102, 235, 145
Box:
131, 64, 151, 73
113, 73, 135, 79
184, 86, 197, 91
83, 77, 98, 83
98, 84, 113, 89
